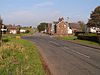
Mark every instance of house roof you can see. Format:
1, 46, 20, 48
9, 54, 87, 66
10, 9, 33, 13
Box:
6, 25, 17, 30
69, 23, 81, 29
56, 18, 69, 26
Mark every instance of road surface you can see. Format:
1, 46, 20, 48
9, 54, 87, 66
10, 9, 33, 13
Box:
22, 33, 100, 75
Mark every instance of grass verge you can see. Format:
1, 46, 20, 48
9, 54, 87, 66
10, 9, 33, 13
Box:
0, 36, 46, 75
57, 35, 100, 46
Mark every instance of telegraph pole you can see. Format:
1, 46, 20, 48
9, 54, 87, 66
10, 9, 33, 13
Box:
0, 16, 3, 46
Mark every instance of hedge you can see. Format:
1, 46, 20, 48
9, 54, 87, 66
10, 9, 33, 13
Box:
77, 35, 100, 43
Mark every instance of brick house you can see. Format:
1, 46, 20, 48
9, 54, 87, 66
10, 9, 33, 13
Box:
46, 17, 73, 35
54, 17, 72, 35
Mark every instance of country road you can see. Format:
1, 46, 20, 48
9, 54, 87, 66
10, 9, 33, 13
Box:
22, 33, 100, 75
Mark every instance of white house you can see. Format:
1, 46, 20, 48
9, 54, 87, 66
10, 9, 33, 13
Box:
10, 30, 17, 34
7, 25, 17, 34
1, 25, 7, 32
87, 27, 100, 33
20, 29, 26, 33
1, 29, 7, 32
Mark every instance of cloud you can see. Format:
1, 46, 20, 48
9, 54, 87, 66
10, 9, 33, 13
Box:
3, 9, 61, 26
4, 11, 35, 25
7, 11, 32, 20
35, 1, 54, 7
2, 1, 61, 26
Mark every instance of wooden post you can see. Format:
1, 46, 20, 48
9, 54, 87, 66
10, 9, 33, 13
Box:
0, 16, 2, 46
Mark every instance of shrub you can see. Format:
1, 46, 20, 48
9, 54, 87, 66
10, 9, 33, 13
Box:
77, 35, 100, 43
75, 32, 85, 36
25, 30, 30, 33
2, 38, 9, 42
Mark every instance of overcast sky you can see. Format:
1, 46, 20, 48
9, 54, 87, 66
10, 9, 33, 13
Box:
0, 0, 100, 27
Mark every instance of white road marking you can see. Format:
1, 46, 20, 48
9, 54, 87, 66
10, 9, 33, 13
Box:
64, 47, 90, 58
49, 41, 60, 46
49, 41, 90, 58
73, 50, 90, 58
50, 36, 53, 38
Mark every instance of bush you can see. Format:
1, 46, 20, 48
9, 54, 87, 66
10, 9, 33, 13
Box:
77, 35, 100, 43
97, 36, 100, 43
2, 38, 10, 42
75, 32, 85, 36
25, 30, 30, 33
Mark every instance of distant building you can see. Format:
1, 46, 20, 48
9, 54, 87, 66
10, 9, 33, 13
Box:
87, 27, 100, 33
1, 24, 7, 34
20, 29, 26, 33
46, 18, 83, 35
7, 24, 17, 34
54, 17, 72, 35
56, 17, 68, 35
69, 23, 81, 33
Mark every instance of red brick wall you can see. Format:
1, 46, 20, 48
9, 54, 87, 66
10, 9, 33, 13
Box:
56, 20, 68, 35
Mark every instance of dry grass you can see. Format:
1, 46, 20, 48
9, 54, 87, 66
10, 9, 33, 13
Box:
0, 37, 46, 75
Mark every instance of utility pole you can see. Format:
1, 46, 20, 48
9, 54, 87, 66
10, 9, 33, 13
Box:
0, 16, 3, 46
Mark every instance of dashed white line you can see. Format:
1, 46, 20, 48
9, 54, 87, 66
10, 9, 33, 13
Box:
49, 41, 90, 58
65, 47, 90, 58
49, 41, 60, 46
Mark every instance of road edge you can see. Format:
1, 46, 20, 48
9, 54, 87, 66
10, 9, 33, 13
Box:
36, 45, 53, 75
67, 40, 100, 50
21, 37, 52, 75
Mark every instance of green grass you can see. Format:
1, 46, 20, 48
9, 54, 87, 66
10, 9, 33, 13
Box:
0, 36, 46, 75
73, 39, 100, 46
21, 27, 36, 35
57, 35, 77, 40
57, 35, 100, 46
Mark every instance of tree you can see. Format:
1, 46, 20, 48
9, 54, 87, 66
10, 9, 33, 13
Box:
87, 6, 100, 27
37, 22, 48, 32
25, 30, 30, 33
78, 21, 86, 32
17, 25, 21, 34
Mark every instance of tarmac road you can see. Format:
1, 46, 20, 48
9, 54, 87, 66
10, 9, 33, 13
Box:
22, 33, 100, 75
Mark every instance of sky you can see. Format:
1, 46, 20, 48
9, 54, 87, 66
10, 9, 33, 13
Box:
0, 0, 100, 27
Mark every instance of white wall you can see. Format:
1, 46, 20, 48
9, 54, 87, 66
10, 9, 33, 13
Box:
10, 30, 17, 34
1, 29, 7, 31
68, 27, 72, 34
20, 29, 26, 33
